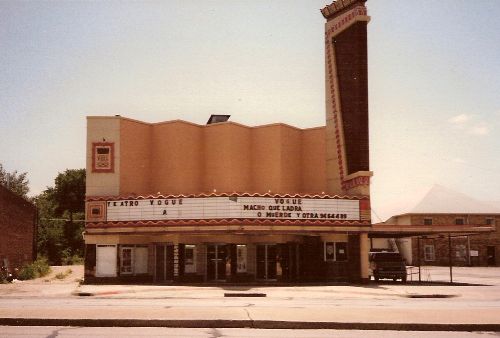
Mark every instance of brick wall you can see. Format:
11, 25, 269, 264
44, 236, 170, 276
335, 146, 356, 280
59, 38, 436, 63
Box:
410, 214, 500, 267
0, 185, 36, 270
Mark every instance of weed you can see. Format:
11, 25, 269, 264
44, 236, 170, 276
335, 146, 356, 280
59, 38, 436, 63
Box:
54, 269, 73, 280
18, 257, 52, 280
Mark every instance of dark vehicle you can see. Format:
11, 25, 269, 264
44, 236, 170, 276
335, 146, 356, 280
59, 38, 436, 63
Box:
369, 252, 407, 283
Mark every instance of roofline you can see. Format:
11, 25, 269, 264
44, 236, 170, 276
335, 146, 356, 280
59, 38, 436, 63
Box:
369, 224, 495, 238
86, 115, 325, 131
86, 192, 370, 201
0, 184, 36, 210
388, 212, 500, 219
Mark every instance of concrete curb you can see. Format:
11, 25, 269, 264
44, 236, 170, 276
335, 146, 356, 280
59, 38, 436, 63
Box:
1, 318, 499, 331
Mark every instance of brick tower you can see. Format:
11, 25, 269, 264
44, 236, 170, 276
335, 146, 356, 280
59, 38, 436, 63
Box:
321, 0, 372, 198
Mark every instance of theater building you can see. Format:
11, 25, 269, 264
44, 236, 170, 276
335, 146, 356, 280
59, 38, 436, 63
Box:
84, 0, 374, 283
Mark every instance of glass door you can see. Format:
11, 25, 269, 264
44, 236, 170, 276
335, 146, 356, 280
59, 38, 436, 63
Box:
207, 244, 227, 281
256, 244, 277, 280
155, 244, 173, 283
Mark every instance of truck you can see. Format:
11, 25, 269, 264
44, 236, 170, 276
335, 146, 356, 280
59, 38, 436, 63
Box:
369, 251, 407, 283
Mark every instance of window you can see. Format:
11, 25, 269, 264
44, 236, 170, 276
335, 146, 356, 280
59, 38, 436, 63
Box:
324, 242, 348, 262
325, 242, 335, 261
184, 245, 196, 274
335, 242, 348, 261
424, 245, 435, 261
455, 218, 465, 225
236, 245, 247, 273
92, 142, 114, 173
486, 218, 495, 226
423, 218, 433, 225
134, 246, 149, 274
455, 245, 466, 260
119, 245, 148, 275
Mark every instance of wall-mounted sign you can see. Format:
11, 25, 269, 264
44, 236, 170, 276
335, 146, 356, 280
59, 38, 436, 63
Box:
470, 250, 479, 257
103, 196, 361, 222
92, 142, 114, 173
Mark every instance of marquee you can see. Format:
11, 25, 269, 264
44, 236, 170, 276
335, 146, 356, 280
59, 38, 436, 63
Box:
97, 196, 362, 222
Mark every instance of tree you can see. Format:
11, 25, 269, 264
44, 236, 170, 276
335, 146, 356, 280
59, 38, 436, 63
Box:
0, 163, 29, 198
53, 169, 86, 218
53, 169, 86, 258
35, 188, 66, 264
35, 169, 86, 264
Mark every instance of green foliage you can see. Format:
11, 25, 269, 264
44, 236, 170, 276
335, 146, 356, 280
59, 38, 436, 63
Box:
71, 256, 84, 265
0, 163, 29, 198
18, 257, 51, 280
55, 269, 72, 280
61, 249, 84, 265
36, 189, 66, 264
54, 169, 86, 215
17, 265, 36, 280
35, 169, 86, 265
33, 257, 51, 277
37, 219, 66, 265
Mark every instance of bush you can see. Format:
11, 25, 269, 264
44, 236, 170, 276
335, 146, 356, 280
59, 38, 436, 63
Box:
33, 257, 51, 276
61, 250, 83, 265
70, 255, 84, 265
18, 264, 37, 280
55, 269, 72, 280
18, 257, 51, 280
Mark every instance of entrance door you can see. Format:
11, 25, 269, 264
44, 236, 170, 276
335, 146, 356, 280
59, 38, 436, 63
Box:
256, 244, 277, 280
207, 244, 227, 281
487, 246, 496, 266
155, 244, 173, 283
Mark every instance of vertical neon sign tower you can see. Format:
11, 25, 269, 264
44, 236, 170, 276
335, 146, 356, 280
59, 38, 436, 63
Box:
321, 0, 372, 200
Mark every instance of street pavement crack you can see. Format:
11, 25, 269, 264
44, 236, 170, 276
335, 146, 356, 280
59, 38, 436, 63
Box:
46, 326, 79, 338
244, 308, 253, 322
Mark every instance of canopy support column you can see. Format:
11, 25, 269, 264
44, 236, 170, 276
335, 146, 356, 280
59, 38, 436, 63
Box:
417, 236, 421, 283
448, 234, 453, 283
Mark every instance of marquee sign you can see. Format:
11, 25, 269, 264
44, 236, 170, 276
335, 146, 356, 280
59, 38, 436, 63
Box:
89, 196, 362, 222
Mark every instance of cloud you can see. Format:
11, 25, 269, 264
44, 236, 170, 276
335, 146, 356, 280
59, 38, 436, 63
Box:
447, 114, 490, 136
468, 124, 489, 135
452, 157, 466, 164
448, 113, 470, 125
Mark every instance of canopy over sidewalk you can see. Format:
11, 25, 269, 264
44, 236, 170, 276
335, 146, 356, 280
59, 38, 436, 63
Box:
368, 224, 494, 238
367, 223, 495, 283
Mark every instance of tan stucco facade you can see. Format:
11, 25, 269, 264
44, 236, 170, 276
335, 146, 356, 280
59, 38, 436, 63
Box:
86, 117, 121, 196
87, 117, 328, 198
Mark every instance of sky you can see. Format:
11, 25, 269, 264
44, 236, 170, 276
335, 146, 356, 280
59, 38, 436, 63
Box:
1, 0, 499, 221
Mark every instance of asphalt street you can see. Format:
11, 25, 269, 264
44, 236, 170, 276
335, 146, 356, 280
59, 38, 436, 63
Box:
1, 327, 500, 338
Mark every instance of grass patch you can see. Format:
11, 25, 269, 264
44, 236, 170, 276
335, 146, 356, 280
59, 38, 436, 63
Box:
55, 269, 73, 280
18, 257, 52, 280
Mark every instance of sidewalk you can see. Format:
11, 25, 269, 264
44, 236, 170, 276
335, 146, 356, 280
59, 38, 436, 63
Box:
0, 266, 499, 331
